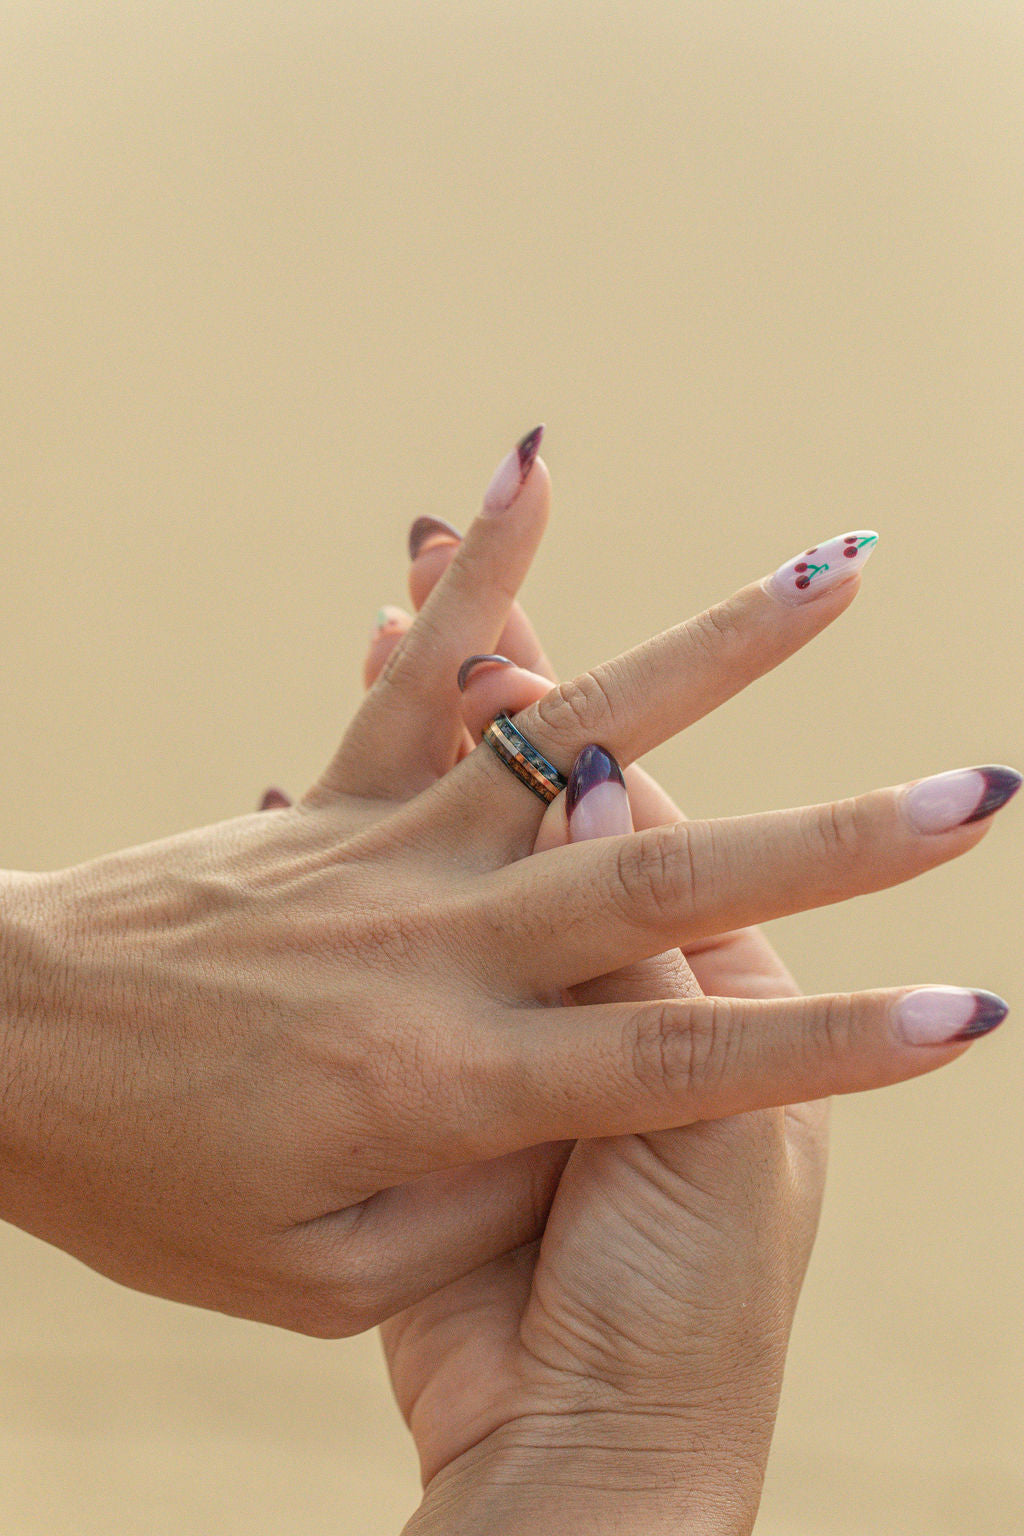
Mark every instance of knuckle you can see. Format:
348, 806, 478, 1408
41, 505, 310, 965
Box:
533, 670, 618, 741
810, 993, 857, 1066
361, 1005, 489, 1166
808, 795, 865, 862
627, 1000, 733, 1108
611, 824, 700, 922
687, 596, 745, 659
431, 1025, 501, 1163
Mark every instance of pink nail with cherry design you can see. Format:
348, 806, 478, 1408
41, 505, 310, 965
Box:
764, 530, 879, 606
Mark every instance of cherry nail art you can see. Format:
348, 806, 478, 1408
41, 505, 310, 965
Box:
371, 604, 408, 640
765, 530, 879, 605
408, 516, 462, 561
456, 654, 515, 692
566, 744, 633, 842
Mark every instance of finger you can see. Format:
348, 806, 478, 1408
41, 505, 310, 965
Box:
363, 602, 476, 762
315, 428, 550, 801
458, 654, 553, 739
461, 663, 804, 996
556, 744, 702, 1006
685, 922, 801, 1000
480, 768, 1020, 992
290, 1143, 570, 1335
561, 751, 823, 1296
441, 529, 879, 854
623, 761, 802, 999
452, 986, 1009, 1162
363, 605, 413, 689
409, 533, 554, 677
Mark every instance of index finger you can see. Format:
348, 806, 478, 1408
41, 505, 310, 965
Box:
444, 530, 879, 858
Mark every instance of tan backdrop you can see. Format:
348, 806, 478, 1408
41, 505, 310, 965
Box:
1, 3, 1021, 1532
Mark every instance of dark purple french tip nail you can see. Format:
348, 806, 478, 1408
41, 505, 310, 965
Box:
952, 990, 1011, 1041
259, 787, 292, 811
516, 425, 545, 479
961, 766, 1022, 824
457, 653, 514, 692
565, 743, 625, 819
408, 515, 463, 561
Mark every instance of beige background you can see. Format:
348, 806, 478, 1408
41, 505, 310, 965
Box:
1, 2, 1022, 1531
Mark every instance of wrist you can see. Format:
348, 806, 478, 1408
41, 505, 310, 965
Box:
403, 1413, 762, 1536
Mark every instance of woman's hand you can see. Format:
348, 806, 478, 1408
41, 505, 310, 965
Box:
386, 745, 821, 1536
0, 431, 1014, 1336
364, 498, 805, 1004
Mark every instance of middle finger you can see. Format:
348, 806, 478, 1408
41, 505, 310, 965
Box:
475, 767, 1017, 993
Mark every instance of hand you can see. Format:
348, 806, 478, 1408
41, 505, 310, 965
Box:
364, 512, 822, 1531
361, 500, 805, 1003
357, 521, 850, 1533
385, 742, 821, 1536
1, 431, 1013, 1336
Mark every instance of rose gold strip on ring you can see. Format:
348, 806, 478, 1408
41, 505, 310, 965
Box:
482, 714, 565, 805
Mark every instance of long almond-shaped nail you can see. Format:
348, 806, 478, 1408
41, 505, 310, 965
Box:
457, 654, 515, 692
895, 987, 1009, 1045
482, 425, 545, 516
901, 766, 1022, 833
408, 516, 462, 561
566, 744, 633, 842
764, 530, 879, 605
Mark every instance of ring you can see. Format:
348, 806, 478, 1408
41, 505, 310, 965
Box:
482, 713, 568, 805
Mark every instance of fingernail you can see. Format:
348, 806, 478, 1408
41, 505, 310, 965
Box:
457, 653, 515, 692
259, 787, 292, 811
482, 425, 545, 515
566, 744, 633, 841
408, 516, 462, 561
371, 604, 408, 641
895, 987, 1009, 1045
763, 530, 879, 606
901, 766, 1022, 834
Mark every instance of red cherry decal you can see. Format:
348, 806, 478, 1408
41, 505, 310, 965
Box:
843, 546, 858, 557
844, 536, 858, 544
794, 562, 808, 573
796, 576, 811, 589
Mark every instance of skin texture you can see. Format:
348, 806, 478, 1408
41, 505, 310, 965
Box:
0, 443, 1010, 1347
